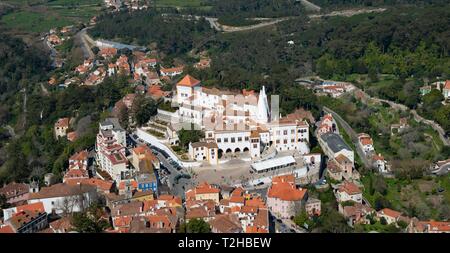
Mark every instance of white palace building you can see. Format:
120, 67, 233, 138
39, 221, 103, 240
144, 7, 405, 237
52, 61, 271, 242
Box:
170, 75, 310, 165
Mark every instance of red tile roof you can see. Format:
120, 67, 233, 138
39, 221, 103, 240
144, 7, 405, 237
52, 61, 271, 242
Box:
379, 208, 402, 219
339, 181, 362, 195
0, 225, 14, 233
177, 74, 200, 87
16, 202, 45, 214
427, 220, 450, 232
65, 178, 113, 192
55, 117, 70, 128
444, 80, 450, 90
267, 175, 307, 201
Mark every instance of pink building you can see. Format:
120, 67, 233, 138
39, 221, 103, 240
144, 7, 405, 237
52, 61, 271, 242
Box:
266, 175, 307, 219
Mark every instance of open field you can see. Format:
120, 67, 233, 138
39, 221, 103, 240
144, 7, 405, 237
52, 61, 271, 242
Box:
1, 0, 102, 33
154, 0, 212, 9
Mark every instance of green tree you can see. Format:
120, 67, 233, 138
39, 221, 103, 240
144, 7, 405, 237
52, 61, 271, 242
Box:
71, 203, 110, 233
179, 219, 211, 233
178, 128, 204, 149
132, 95, 157, 126
294, 210, 309, 227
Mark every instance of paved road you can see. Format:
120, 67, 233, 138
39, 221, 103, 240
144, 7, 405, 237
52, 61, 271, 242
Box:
176, 7, 386, 34
323, 106, 372, 168
75, 28, 95, 59
128, 134, 193, 198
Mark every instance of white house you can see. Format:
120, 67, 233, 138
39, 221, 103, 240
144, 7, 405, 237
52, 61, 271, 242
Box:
335, 181, 362, 204
319, 132, 354, 164
357, 133, 374, 155
188, 142, 219, 165
27, 183, 97, 215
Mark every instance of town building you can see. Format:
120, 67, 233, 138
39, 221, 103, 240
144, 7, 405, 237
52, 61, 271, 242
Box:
335, 181, 362, 204
266, 175, 307, 219
443, 80, 450, 99
96, 118, 128, 182
305, 197, 321, 216
4, 209, 48, 233
319, 132, 354, 164
54, 117, 70, 138
27, 183, 97, 215
185, 182, 221, 204
357, 133, 374, 155
0, 182, 30, 205
188, 142, 219, 165
377, 208, 402, 225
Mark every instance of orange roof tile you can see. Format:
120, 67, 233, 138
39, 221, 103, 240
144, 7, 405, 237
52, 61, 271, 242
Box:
267, 175, 307, 201
379, 208, 402, 218
16, 202, 45, 214
444, 80, 450, 90
0, 225, 14, 233
339, 181, 361, 195
177, 74, 201, 87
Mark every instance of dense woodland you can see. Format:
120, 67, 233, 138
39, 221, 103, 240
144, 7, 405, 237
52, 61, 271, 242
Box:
90, 10, 215, 55
310, 0, 448, 8
207, 0, 304, 17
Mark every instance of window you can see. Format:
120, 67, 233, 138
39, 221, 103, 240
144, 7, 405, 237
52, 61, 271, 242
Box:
231, 137, 235, 143
217, 138, 221, 143
276, 140, 280, 144
291, 139, 295, 143
283, 130, 288, 135
208, 133, 213, 138
284, 139, 288, 144
291, 129, 295, 134
238, 137, 242, 142
224, 138, 228, 143
245, 137, 249, 141
253, 144, 258, 148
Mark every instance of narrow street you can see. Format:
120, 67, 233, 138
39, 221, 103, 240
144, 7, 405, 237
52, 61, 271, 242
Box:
323, 106, 372, 168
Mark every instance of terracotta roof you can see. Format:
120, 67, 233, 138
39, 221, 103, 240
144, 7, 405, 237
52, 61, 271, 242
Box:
177, 74, 200, 87
335, 154, 351, 164
191, 142, 218, 149
161, 66, 184, 75
29, 183, 96, 199
69, 150, 88, 163
0, 225, 14, 233
245, 197, 266, 208
186, 206, 215, 220
16, 202, 45, 214
193, 182, 221, 195
55, 117, 70, 128
112, 201, 143, 217
267, 175, 307, 201
246, 226, 268, 233
209, 214, 242, 233
65, 178, 113, 192
444, 80, 450, 90
338, 181, 361, 195
379, 208, 402, 219
118, 180, 138, 190
0, 182, 29, 199
99, 47, 117, 57
359, 136, 373, 146
7, 210, 46, 231
49, 217, 73, 232
426, 220, 450, 232
113, 216, 133, 228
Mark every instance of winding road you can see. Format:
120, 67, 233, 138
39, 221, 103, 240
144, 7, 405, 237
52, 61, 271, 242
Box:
353, 88, 450, 146
323, 106, 372, 168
